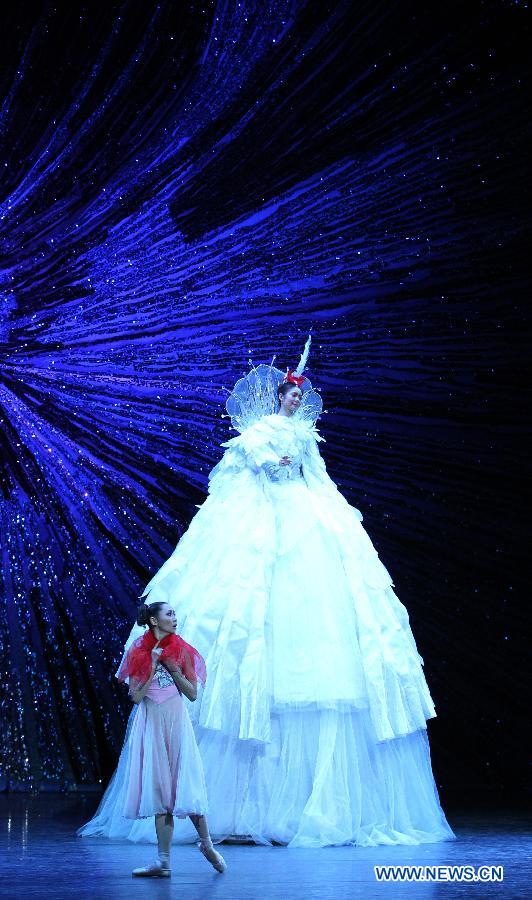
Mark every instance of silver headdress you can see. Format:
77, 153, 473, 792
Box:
224, 334, 323, 434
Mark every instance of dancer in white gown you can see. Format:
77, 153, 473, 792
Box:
84, 336, 455, 848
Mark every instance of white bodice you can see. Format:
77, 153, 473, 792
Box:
216, 413, 320, 485
261, 417, 305, 482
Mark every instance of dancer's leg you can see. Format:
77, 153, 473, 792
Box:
132, 813, 173, 877
155, 812, 174, 866
189, 813, 210, 841
189, 814, 226, 873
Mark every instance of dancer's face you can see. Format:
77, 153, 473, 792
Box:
279, 386, 302, 415
151, 603, 177, 636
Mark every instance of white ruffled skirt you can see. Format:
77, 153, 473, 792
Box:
81, 468, 455, 847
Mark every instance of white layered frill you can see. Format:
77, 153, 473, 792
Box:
81, 414, 455, 847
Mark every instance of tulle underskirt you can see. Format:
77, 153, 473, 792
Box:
197, 707, 455, 848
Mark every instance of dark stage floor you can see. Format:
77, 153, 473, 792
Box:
0, 794, 529, 899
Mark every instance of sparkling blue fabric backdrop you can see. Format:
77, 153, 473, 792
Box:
0, 1, 528, 795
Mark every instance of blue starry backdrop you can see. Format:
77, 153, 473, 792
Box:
0, 1, 529, 799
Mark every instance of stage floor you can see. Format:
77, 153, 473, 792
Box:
0, 794, 529, 899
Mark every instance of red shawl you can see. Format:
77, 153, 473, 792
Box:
117, 629, 206, 687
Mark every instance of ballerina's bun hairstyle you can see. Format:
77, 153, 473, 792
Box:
136, 601, 165, 628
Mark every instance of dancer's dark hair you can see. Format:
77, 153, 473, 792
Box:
136, 601, 165, 628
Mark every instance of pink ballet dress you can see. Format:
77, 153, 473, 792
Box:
122, 663, 208, 819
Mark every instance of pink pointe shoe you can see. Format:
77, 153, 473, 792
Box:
198, 838, 227, 873
132, 858, 171, 878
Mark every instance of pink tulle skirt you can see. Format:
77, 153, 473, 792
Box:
123, 693, 208, 819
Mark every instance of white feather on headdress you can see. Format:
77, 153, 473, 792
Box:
293, 333, 312, 377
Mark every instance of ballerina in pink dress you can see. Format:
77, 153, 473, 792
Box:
78, 600, 226, 878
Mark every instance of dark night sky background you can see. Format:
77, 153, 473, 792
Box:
0, 0, 529, 804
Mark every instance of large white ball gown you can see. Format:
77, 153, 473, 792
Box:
81, 400, 455, 848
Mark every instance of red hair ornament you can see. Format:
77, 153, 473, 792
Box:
284, 369, 305, 387
117, 629, 206, 688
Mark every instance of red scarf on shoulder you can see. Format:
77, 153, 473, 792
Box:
117, 629, 206, 687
